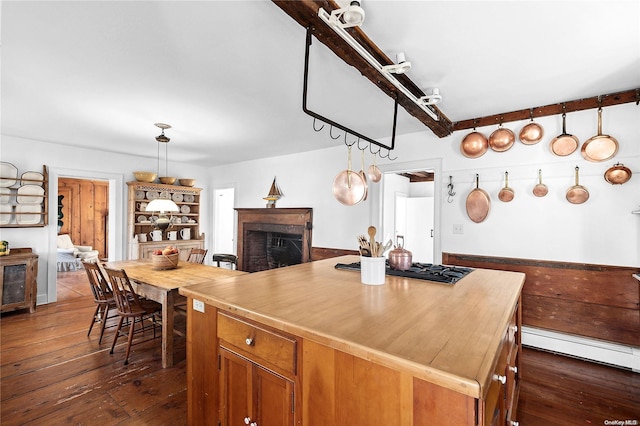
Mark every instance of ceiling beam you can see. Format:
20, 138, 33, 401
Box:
272, 0, 454, 138
453, 88, 640, 132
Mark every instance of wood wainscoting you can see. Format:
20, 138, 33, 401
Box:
443, 253, 639, 348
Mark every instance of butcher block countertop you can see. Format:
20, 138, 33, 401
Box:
179, 255, 525, 399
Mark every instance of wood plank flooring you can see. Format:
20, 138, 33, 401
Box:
1, 270, 638, 425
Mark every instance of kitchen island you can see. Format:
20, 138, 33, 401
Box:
179, 255, 525, 425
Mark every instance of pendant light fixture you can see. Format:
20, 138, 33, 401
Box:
146, 122, 179, 230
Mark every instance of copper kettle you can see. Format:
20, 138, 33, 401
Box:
388, 235, 412, 271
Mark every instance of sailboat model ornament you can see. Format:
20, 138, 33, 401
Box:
263, 177, 283, 208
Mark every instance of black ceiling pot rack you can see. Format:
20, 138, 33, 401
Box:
303, 27, 398, 158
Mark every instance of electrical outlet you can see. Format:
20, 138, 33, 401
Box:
193, 299, 205, 313
453, 224, 464, 234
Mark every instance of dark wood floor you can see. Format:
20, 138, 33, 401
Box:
1, 271, 638, 425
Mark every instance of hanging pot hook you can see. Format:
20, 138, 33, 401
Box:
344, 132, 357, 147
357, 138, 368, 151
329, 125, 341, 140
312, 118, 325, 132
447, 175, 456, 203
369, 143, 381, 155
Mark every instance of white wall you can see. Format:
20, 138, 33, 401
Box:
210, 102, 639, 267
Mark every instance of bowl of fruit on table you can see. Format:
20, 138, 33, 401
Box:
151, 245, 179, 270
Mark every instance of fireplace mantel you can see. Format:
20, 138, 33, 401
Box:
235, 208, 313, 272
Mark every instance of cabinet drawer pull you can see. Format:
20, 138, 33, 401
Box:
245, 337, 254, 346
244, 417, 251, 425
511, 325, 518, 333
493, 374, 506, 384
510, 421, 519, 426
509, 365, 518, 373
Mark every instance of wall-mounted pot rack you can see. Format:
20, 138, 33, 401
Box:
453, 88, 640, 132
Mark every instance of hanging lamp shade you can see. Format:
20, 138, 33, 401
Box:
146, 198, 179, 213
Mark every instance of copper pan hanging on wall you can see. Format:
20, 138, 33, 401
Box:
550, 112, 579, 156
566, 166, 589, 204
498, 171, 515, 202
581, 107, 619, 162
466, 174, 491, 223
604, 163, 632, 185
518, 109, 544, 145
460, 127, 489, 158
488, 120, 515, 152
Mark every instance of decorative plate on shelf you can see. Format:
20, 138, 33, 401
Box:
0, 204, 13, 225
20, 171, 44, 186
146, 191, 159, 200
0, 188, 11, 204
15, 204, 42, 225
16, 185, 45, 204
171, 193, 183, 202
0, 162, 18, 188
180, 205, 190, 214
135, 190, 146, 199
159, 190, 170, 199
183, 194, 195, 203
137, 215, 147, 223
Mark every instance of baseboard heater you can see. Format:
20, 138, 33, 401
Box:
522, 326, 640, 372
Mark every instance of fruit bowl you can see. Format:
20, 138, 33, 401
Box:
151, 252, 179, 270
133, 171, 157, 183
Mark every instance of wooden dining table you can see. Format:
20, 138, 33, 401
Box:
104, 259, 246, 368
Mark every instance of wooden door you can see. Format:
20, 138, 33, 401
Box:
219, 348, 294, 426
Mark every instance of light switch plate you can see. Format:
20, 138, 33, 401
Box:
453, 224, 464, 234
193, 299, 205, 313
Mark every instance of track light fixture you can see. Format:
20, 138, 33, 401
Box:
318, 6, 440, 121
382, 52, 412, 75
419, 88, 443, 106
329, 0, 365, 28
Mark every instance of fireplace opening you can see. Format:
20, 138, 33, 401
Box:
244, 230, 304, 272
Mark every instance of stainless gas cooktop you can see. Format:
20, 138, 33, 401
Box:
335, 261, 473, 285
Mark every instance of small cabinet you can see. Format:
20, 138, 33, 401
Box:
217, 312, 297, 426
127, 181, 204, 260
0, 249, 39, 313
219, 348, 295, 426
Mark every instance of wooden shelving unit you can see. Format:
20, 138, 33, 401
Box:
0, 165, 48, 228
127, 181, 204, 261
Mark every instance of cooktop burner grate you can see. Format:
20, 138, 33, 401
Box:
335, 261, 473, 285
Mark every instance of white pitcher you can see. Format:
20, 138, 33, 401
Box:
167, 231, 177, 241
180, 228, 191, 240
149, 230, 163, 242
137, 233, 147, 243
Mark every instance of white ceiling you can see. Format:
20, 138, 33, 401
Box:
2, 1, 639, 167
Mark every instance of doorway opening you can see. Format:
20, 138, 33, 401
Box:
56, 177, 109, 300
214, 187, 235, 254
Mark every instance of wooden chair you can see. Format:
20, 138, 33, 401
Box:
103, 267, 162, 365
187, 248, 208, 264
83, 261, 117, 344
212, 253, 238, 270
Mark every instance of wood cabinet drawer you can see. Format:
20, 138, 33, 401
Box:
217, 312, 297, 375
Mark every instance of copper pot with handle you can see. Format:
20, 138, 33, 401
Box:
566, 166, 589, 204
581, 107, 618, 162
498, 171, 515, 202
604, 163, 632, 185
550, 112, 579, 156
460, 129, 489, 158
466, 174, 491, 223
